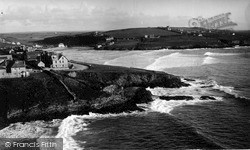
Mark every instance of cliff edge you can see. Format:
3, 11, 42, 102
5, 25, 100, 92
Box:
0, 62, 188, 125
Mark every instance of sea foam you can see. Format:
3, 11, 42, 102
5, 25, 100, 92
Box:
0, 112, 144, 150
145, 78, 225, 114
145, 52, 204, 71
55, 112, 145, 150
149, 97, 221, 114
202, 56, 219, 65
204, 52, 241, 56
0, 119, 61, 138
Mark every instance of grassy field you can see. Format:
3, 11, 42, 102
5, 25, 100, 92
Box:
104, 27, 180, 38
0, 31, 88, 47
1, 27, 250, 50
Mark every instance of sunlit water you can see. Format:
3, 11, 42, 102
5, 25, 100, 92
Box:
1, 47, 250, 149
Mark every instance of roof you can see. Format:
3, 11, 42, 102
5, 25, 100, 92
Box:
0, 55, 12, 60
11, 61, 26, 68
51, 53, 68, 61
0, 60, 6, 69
58, 55, 68, 61
27, 51, 41, 60
0, 60, 4, 65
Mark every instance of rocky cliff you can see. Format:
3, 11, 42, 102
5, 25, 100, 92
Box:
0, 63, 188, 125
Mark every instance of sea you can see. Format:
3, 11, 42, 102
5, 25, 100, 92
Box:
1, 47, 250, 149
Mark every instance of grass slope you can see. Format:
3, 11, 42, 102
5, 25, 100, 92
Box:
104, 27, 180, 38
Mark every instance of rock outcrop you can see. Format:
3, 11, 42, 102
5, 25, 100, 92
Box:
0, 63, 188, 124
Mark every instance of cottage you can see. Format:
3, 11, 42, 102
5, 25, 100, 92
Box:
0, 60, 29, 78
149, 34, 155, 38
15, 49, 24, 55
105, 37, 114, 41
8, 60, 26, 74
96, 44, 102, 49
51, 53, 68, 68
108, 41, 115, 46
58, 43, 65, 48
26, 47, 34, 52
34, 44, 42, 48
0, 55, 12, 61
37, 61, 45, 68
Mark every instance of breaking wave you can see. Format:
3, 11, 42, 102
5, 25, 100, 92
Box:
204, 52, 241, 56
55, 111, 144, 150
144, 77, 250, 114
143, 78, 227, 114
145, 52, 203, 71
0, 119, 61, 138
186, 78, 250, 101
0, 112, 144, 150
145, 52, 178, 70
202, 56, 219, 65
149, 97, 220, 114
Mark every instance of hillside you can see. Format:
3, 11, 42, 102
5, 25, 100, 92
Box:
104, 27, 180, 38
2, 27, 250, 50
0, 31, 88, 47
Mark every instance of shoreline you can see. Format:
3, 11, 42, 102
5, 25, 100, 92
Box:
43, 45, 250, 52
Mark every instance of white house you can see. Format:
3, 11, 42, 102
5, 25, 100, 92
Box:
58, 43, 65, 48
37, 61, 45, 68
51, 53, 69, 68
34, 44, 43, 48
105, 37, 114, 41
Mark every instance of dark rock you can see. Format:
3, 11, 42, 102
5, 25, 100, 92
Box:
201, 85, 213, 88
200, 96, 216, 100
0, 63, 188, 124
90, 87, 152, 114
159, 96, 194, 101
124, 87, 153, 104
183, 78, 196, 82
103, 84, 119, 94
90, 95, 143, 114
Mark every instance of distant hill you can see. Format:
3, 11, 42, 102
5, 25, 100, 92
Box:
1, 27, 250, 50
104, 27, 180, 38
0, 31, 88, 47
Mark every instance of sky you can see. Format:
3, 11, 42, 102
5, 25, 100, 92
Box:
0, 0, 250, 33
